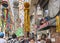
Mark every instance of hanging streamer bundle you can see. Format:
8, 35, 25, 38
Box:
3, 8, 8, 22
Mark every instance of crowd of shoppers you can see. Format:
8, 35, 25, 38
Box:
0, 32, 52, 43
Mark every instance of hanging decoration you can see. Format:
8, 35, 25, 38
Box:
6, 12, 11, 32
2, 1, 8, 7
24, 2, 30, 32
4, 8, 8, 22
24, 2, 30, 37
1, 0, 8, 32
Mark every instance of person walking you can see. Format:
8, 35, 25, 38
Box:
7, 33, 19, 43
46, 33, 52, 43
29, 38, 36, 43
40, 34, 46, 43
0, 32, 7, 43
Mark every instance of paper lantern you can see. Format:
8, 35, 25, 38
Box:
24, 2, 30, 8
2, 1, 8, 7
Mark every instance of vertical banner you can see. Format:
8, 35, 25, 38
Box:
24, 2, 30, 32
24, 2, 30, 37
1, 1, 8, 37
1, 8, 6, 32
56, 16, 60, 32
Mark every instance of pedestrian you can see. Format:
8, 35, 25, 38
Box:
19, 37, 29, 43
37, 35, 41, 43
46, 39, 52, 43
46, 33, 52, 43
37, 39, 41, 43
7, 36, 12, 43
40, 34, 46, 43
29, 38, 36, 43
0, 32, 7, 43
20, 36, 25, 43
7, 33, 19, 43
40, 39, 46, 43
